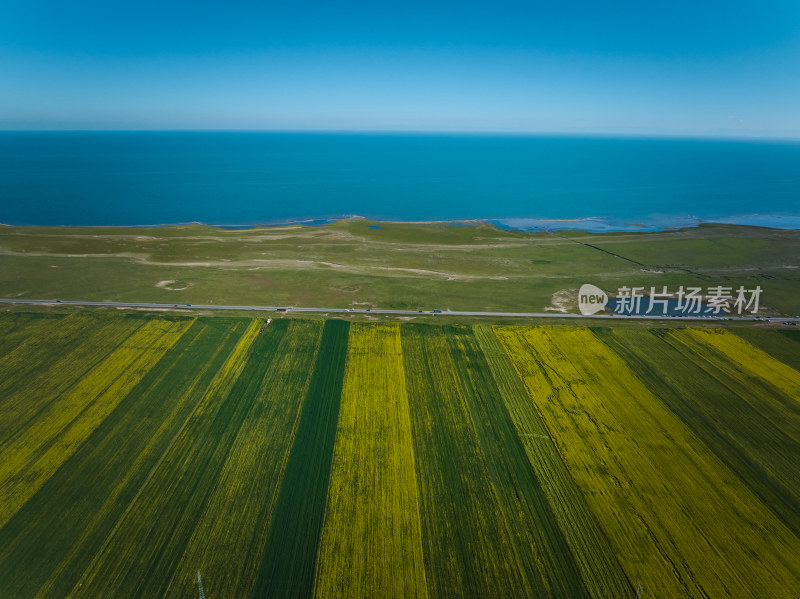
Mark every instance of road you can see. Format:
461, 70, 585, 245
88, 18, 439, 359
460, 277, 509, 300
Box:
2, 298, 797, 323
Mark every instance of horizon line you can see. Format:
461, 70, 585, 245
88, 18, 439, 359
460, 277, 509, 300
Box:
1, 128, 799, 143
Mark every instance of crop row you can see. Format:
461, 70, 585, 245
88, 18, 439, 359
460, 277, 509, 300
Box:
68, 318, 266, 596
401, 323, 533, 597
0, 318, 190, 530
0, 314, 144, 435
734, 327, 800, 371
595, 326, 800, 539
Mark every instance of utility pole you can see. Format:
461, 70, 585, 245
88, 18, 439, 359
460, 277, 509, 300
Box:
197, 571, 206, 599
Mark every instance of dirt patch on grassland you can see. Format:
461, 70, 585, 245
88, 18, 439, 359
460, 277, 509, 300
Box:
155, 280, 192, 291
545, 288, 578, 313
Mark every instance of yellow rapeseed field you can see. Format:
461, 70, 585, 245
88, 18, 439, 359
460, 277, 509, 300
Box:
496, 325, 800, 598
477, 325, 631, 599
314, 322, 428, 599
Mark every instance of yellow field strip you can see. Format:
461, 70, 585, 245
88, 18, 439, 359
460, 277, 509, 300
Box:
0, 318, 191, 528
191, 318, 263, 420
682, 328, 800, 423
693, 329, 800, 400
497, 326, 800, 599
0, 313, 115, 397
314, 323, 428, 599
0, 317, 144, 446
165, 320, 323, 598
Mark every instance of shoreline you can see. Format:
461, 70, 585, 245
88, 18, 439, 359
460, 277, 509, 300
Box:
2, 213, 800, 233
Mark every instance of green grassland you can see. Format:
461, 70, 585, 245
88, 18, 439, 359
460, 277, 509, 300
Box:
1, 220, 799, 316
1, 310, 799, 598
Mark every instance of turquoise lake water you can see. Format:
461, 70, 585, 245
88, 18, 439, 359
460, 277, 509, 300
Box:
1, 132, 798, 230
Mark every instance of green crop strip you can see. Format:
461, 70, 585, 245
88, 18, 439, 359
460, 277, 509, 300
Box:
0, 312, 45, 349
251, 319, 350, 598
667, 329, 800, 445
0, 314, 143, 431
0, 318, 191, 529
402, 323, 528, 598
0, 313, 98, 369
0, 314, 101, 380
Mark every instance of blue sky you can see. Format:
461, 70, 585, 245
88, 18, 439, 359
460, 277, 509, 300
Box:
2, 0, 799, 137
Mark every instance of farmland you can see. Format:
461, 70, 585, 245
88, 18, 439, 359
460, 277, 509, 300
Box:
0, 311, 799, 598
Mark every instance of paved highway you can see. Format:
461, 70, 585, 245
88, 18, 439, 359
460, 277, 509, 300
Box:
2, 298, 797, 323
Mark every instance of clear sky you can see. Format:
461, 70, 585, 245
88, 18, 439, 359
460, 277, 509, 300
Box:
2, 0, 800, 137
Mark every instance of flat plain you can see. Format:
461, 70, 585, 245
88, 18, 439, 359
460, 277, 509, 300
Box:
1, 311, 799, 598
1, 220, 799, 316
